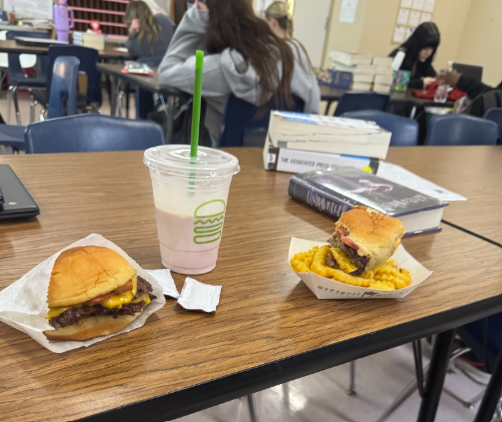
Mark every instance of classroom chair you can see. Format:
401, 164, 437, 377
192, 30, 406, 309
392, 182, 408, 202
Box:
46, 56, 80, 120
30, 45, 102, 121
0, 56, 81, 152
219, 94, 305, 147
5, 30, 50, 125
482, 107, 502, 144
424, 114, 498, 145
341, 110, 419, 146
333, 92, 390, 117
24, 114, 165, 153
453, 314, 502, 420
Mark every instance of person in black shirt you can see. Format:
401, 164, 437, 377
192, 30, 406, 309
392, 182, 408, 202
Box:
389, 22, 441, 90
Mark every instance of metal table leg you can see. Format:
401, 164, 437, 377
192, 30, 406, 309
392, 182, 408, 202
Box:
473, 347, 502, 422
109, 75, 118, 117
166, 95, 175, 143
416, 329, 456, 422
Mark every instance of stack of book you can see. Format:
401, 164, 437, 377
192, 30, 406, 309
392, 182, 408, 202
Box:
330, 51, 375, 91
263, 111, 391, 174
72, 32, 105, 51
372, 56, 394, 94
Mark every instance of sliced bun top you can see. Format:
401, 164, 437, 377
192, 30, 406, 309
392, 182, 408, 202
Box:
48, 246, 136, 307
335, 206, 405, 270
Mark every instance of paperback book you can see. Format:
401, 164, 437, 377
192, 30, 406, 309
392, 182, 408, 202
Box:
268, 111, 391, 159
288, 166, 448, 236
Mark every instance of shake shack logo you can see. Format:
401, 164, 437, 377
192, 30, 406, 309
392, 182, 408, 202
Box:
193, 199, 225, 244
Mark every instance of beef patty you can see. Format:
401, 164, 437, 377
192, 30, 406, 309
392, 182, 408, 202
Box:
326, 233, 369, 276
49, 276, 156, 330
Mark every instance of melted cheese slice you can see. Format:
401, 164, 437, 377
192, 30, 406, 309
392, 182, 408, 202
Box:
330, 248, 357, 273
48, 275, 139, 318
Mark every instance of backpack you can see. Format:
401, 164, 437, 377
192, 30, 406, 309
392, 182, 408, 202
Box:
464, 89, 502, 117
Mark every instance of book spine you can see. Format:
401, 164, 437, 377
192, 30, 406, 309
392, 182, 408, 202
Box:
288, 178, 355, 219
264, 144, 379, 174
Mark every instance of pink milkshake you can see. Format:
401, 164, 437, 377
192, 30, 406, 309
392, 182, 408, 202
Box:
155, 208, 223, 274
144, 145, 239, 275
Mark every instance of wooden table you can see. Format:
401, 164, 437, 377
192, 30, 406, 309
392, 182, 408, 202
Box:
0, 149, 501, 422
96, 63, 184, 142
386, 146, 502, 246
0, 39, 130, 60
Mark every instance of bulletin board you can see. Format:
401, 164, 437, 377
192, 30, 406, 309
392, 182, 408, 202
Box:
392, 0, 435, 44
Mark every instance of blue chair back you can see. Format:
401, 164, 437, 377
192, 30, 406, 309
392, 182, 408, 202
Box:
47, 45, 101, 105
220, 94, 305, 147
341, 110, 419, 146
6, 31, 49, 85
334, 92, 390, 117
25, 114, 165, 154
482, 107, 502, 144
47, 56, 80, 119
457, 313, 502, 374
425, 114, 498, 145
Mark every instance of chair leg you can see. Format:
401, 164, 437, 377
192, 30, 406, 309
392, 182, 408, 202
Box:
246, 394, 258, 422
347, 360, 357, 396
29, 94, 38, 123
7, 85, 13, 124
12, 86, 21, 125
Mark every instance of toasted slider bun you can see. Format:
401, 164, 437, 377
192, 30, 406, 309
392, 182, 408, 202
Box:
48, 246, 136, 307
336, 206, 405, 270
44, 314, 141, 341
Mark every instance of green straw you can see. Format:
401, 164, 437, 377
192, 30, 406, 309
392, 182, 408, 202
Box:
190, 50, 204, 158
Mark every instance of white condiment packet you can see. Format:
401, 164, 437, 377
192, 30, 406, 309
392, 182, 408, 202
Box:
0, 233, 166, 353
177, 278, 222, 313
146, 269, 179, 299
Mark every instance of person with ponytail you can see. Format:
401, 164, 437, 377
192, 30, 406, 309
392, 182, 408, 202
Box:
157, 0, 320, 145
265, 1, 293, 40
124, 1, 176, 58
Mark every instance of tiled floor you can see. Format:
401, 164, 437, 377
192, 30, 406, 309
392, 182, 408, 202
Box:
0, 90, 489, 422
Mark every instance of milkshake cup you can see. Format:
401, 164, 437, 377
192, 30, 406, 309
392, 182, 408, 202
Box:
144, 145, 240, 275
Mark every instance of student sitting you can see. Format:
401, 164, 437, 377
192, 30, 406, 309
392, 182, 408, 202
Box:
157, 0, 320, 146
124, 1, 176, 58
389, 22, 441, 90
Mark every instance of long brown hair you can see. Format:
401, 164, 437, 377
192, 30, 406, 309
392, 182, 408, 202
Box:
204, 0, 294, 106
124, 1, 161, 46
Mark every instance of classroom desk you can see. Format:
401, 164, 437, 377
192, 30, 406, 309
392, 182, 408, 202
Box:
0, 39, 130, 60
386, 146, 502, 246
96, 62, 184, 143
320, 85, 455, 114
0, 148, 501, 422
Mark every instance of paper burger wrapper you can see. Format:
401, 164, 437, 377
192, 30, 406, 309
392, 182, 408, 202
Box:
0, 233, 166, 353
289, 238, 432, 299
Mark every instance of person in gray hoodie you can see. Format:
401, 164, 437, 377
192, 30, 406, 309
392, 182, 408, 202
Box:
157, 0, 320, 145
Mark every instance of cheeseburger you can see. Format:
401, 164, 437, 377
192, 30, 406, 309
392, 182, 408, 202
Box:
326, 206, 405, 276
44, 246, 156, 341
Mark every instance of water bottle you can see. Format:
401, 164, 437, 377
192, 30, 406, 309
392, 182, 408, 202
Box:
53, 0, 74, 42
434, 61, 453, 103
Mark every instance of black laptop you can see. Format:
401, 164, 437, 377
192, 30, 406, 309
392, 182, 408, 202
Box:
14, 36, 69, 47
0, 164, 40, 220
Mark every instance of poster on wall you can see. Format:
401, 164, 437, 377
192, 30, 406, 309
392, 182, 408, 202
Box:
339, 0, 359, 23
4, 0, 52, 20
392, 0, 435, 44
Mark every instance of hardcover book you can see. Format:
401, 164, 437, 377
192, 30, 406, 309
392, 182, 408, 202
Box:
288, 166, 448, 236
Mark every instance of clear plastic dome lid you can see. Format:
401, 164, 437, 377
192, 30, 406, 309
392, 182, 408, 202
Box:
144, 145, 240, 179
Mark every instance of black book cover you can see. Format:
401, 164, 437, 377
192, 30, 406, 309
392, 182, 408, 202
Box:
288, 166, 447, 220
